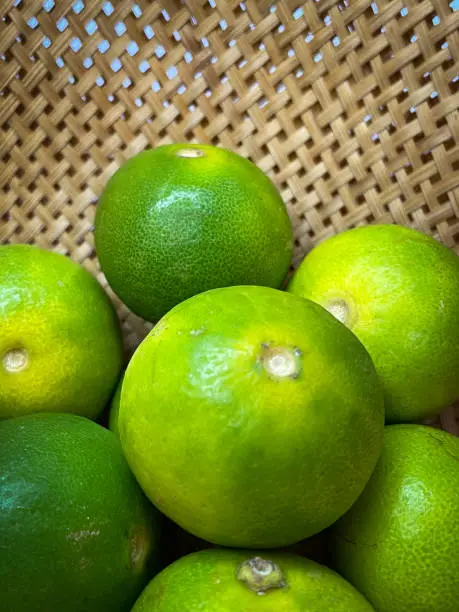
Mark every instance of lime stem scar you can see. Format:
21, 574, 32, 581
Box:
130, 527, 150, 570
2, 348, 29, 373
236, 557, 286, 593
176, 148, 205, 158
262, 346, 300, 379
325, 298, 351, 326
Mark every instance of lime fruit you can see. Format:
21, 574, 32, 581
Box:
94, 144, 293, 321
288, 225, 459, 422
0, 245, 123, 420
0, 413, 161, 612
132, 549, 374, 611
330, 424, 459, 611
119, 285, 384, 548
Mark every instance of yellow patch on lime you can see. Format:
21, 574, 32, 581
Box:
0, 245, 123, 420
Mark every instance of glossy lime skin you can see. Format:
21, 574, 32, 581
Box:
0, 245, 123, 420
288, 225, 459, 422
0, 413, 161, 612
132, 549, 374, 611
330, 425, 459, 612
119, 286, 384, 548
94, 144, 293, 322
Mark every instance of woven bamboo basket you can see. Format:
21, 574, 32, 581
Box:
1, 0, 458, 434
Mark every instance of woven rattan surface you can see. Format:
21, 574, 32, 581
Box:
1, 0, 458, 432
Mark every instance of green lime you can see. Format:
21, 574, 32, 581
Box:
0, 413, 161, 612
132, 549, 374, 611
330, 424, 459, 611
0, 245, 123, 420
288, 225, 459, 422
119, 285, 383, 548
94, 144, 293, 321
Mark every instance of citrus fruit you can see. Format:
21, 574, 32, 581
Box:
0, 412, 161, 612
131, 549, 374, 611
330, 424, 459, 611
119, 285, 384, 548
94, 144, 293, 321
108, 371, 124, 438
288, 225, 459, 422
0, 245, 123, 420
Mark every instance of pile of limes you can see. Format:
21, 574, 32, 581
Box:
1, 144, 458, 612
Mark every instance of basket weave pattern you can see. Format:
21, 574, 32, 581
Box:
1, 0, 458, 432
